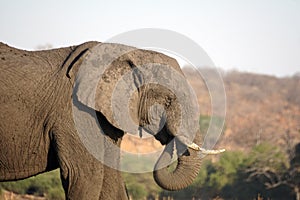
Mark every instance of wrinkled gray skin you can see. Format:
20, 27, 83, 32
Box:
0, 42, 202, 199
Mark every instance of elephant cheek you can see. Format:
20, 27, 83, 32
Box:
142, 104, 167, 136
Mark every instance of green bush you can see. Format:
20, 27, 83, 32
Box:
47, 187, 65, 200
159, 143, 295, 200
123, 172, 161, 200
199, 115, 225, 134
246, 142, 289, 173
0, 169, 64, 200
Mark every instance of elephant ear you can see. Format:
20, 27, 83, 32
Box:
71, 43, 142, 134
63, 41, 100, 79
71, 43, 183, 134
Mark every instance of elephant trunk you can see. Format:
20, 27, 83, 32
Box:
153, 131, 202, 191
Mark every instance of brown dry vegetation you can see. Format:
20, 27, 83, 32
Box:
122, 67, 300, 154
0, 190, 46, 200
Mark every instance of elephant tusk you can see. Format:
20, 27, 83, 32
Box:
199, 148, 226, 154
187, 143, 201, 150
187, 143, 225, 154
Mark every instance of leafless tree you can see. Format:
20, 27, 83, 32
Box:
246, 142, 300, 200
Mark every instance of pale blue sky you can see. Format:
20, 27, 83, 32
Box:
1, 0, 300, 76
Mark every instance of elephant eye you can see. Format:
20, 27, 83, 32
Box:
164, 92, 176, 108
165, 96, 172, 107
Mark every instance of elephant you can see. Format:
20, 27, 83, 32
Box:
0, 41, 223, 199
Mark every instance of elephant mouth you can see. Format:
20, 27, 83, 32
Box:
153, 126, 174, 146
153, 125, 202, 152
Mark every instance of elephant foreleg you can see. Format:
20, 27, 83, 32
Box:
100, 165, 128, 200
53, 129, 105, 200
59, 158, 104, 200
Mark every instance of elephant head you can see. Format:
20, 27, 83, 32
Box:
65, 42, 221, 191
